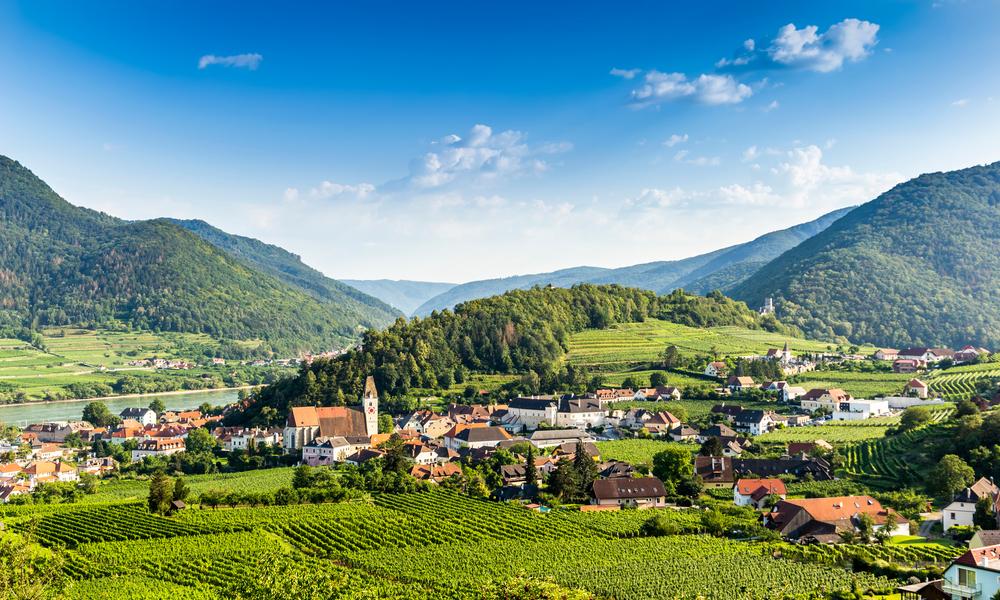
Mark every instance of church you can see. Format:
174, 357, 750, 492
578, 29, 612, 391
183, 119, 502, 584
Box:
283, 376, 379, 452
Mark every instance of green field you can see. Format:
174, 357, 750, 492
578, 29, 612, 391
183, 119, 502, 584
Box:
787, 370, 914, 399
567, 321, 853, 371
0, 329, 288, 403
596, 439, 695, 465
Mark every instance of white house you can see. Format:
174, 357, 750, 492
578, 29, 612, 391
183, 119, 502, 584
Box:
941, 544, 1000, 600
943, 478, 999, 532
733, 410, 774, 436
897, 347, 955, 363
831, 399, 891, 421
503, 397, 558, 431
704, 361, 727, 378
119, 407, 157, 427
555, 399, 606, 430
131, 437, 185, 461
734, 478, 786, 509
903, 378, 929, 399
799, 388, 851, 413
883, 396, 945, 410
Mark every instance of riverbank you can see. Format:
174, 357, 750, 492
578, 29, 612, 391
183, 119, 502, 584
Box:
0, 385, 258, 409
0, 388, 250, 425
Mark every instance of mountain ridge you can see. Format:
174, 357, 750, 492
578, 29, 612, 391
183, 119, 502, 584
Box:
413, 207, 853, 315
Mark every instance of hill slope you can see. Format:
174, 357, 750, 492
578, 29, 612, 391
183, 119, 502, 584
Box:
413, 207, 851, 315
339, 279, 457, 315
0, 156, 397, 354
168, 219, 400, 321
731, 161, 1000, 348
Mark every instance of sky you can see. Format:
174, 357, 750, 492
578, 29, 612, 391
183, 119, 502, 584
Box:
2, 1, 999, 283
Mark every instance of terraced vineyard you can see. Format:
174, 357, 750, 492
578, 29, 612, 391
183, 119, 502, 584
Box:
840, 418, 953, 489
927, 364, 1000, 400
778, 540, 961, 566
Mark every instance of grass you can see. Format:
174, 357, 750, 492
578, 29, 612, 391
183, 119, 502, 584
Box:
595, 439, 695, 465
85, 468, 298, 503
787, 370, 914, 399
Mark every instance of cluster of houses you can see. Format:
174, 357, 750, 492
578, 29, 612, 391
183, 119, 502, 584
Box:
125, 358, 196, 369
876, 346, 991, 373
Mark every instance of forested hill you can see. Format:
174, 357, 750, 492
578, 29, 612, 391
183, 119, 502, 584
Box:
0, 156, 397, 354
732, 161, 1000, 348
412, 207, 852, 315
169, 219, 401, 320
231, 285, 790, 425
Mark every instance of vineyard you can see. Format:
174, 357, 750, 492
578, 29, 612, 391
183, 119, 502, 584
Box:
7, 487, 913, 599
345, 535, 898, 599
840, 420, 953, 489
926, 364, 1000, 400
595, 439, 694, 465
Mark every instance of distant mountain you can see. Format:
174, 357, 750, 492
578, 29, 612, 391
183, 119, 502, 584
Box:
339, 279, 457, 315
731, 161, 1000, 348
413, 207, 852, 315
0, 156, 399, 354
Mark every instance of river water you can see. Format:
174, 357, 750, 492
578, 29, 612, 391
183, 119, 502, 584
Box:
0, 389, 240, 426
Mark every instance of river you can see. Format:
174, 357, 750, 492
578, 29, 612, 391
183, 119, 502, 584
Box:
0, 389, 241, 426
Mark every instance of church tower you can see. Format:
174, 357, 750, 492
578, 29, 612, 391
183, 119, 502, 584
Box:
782, 341, 792, 364
363, 376, 379, 436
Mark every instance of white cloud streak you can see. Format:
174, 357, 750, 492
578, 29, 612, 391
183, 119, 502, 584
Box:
198, 53, 263, 70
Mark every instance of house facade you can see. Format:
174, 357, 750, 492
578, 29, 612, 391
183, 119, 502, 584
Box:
734, 478, 787, 509
941, 544, 1000, 600
283, 376, 378, 451
943, 478, 999, 532
592, 476, 667, 508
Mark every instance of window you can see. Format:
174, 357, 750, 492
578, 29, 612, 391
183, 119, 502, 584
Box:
951, 513, 956, 519
958, 567, 977, 588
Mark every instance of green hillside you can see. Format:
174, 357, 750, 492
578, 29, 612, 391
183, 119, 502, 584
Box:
169, 219, 400, 324
732, 161, 1000, 348
413, 207, 851, 315
0, 156, 395, 355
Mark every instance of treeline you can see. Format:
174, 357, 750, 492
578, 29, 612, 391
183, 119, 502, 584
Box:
232, 285, 790, 424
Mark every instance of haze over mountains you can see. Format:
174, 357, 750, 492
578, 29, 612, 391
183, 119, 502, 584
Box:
0, 156, 398, 355
5, 151, 1000, 351
398, 207, 853, 315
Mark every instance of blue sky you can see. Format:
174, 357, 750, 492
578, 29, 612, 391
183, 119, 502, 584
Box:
2, 1, 999, 282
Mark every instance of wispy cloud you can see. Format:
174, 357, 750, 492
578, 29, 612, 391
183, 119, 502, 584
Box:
631, 71, 752, 107
951, 98, 970, 108
198, 53, 263, 70
674, 150, 720, 167
663, 134, 689, 147
609, 67, 641, 80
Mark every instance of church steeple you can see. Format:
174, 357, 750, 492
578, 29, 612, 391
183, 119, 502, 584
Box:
363, 376, 378, 436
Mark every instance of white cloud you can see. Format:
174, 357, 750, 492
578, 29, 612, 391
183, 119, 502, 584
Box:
741, 146, 760, 162
716, 182, 781, 206
310, 180, 376, 200
717, 18, 879, 74
674, 150, 720, 167
609, 67, 641, 80
774, 145, 902, 207
282, 187, 299, 202
198, 53, 263, 70
769, 19, 879, 72
951, 98, 970, 108
631, 71, 752, 107
763, 100, 780, 112
663, 134, 689, 147
403, 123, 569, 189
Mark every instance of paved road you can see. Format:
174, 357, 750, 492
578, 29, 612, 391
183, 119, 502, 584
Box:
919, 513, 941, 537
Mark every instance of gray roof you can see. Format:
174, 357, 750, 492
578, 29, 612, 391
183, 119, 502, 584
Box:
529, 429, 591, 441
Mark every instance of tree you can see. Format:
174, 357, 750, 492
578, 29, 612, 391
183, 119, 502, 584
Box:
148, 471, 174, 514
620, 377, 639, 391
640, 513, 680, 537
199, 402, 213, 415
975, 496, 996, 530
649, 371, 668, 387
185, 428, 218, 454
856, 512, 875, 544
699, 437, 723, 457
957, 399, 980, 417
525, 446, 537, 488
172, 476, 190, 502
873, 512, 894, 545
572, 441, 598, 499
700, 509, 727, 537
660, 345, 681, 369
0, 533, 64, 598
930, 454, 975, 499
82, 401, 120, 427
899, 406, 932, 431
149, 398, 166, 414
652, 447, 694, 496
377, 413, 394, 434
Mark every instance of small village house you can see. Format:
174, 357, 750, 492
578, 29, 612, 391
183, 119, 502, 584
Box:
734, 478, 787, 509
943, 477, 999, 532
591, 476, 667, 509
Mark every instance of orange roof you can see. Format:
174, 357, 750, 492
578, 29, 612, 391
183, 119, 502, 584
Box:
25, 461, 56, 475
736, 478, 787, 498
777, 495, 906, 524
906, 378, 927, 388
0, 463, 23, 474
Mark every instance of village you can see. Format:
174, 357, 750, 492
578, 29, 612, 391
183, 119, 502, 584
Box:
3, 340, 1000, 600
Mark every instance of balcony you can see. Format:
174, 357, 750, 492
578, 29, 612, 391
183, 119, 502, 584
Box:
942, 580, 981, 598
